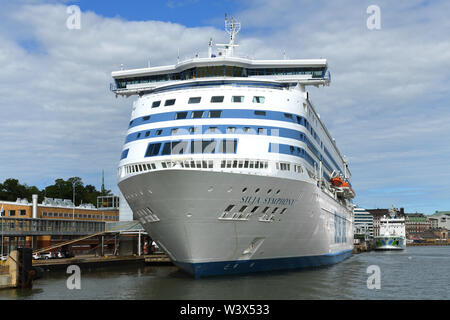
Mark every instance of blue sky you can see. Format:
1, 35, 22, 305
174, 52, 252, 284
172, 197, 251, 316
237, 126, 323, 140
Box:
0, 0, 449, 214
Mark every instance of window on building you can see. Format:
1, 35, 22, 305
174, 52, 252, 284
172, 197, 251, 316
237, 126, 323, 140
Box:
152, 101, 161, 108
8, 210, 15, 216
20, 210, 26, 216
210, 96, 224, 103
188, 97, 201, 104
253, 96, 265, 103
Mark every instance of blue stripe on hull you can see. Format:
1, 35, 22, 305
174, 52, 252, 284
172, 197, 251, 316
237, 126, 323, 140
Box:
173, 249, 353, 278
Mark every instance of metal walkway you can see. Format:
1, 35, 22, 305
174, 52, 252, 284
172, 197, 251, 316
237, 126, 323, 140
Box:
0, 217, 105, 236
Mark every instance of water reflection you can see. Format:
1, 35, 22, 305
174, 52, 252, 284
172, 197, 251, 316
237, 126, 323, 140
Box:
0, 246, 448, 300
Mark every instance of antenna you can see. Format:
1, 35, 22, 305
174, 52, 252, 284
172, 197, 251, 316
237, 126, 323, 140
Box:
216, 14, 241, 57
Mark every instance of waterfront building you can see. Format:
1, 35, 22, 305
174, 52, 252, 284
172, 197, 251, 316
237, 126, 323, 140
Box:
405, 213, 431, 235
0, 196, 119, 221
0, 195, 119, 252
366, 207, 404, 237
428, 211, 450, 230
353, 207, 374, 240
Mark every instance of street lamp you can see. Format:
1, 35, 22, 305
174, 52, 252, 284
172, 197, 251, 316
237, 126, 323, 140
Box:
1, 205, 4, 259
72, 182, 76, 220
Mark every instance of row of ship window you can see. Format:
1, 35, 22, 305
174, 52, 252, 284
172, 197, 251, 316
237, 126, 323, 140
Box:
144, 139, 238, 157
122, 159, 304, 176
128, 108, 327, 167
41, 212, 118, 220
220, 204, 288, 221
149, 95, 265, 109
115, 66, 326, 88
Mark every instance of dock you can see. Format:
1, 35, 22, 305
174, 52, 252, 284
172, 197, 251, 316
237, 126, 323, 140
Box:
32, 254, 172, 271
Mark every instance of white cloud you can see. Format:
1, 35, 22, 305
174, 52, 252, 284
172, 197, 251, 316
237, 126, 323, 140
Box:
0, 1, 449, 213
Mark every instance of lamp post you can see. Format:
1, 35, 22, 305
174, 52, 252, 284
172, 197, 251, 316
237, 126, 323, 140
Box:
1, 208, 3, 259
72, 182, 76, 220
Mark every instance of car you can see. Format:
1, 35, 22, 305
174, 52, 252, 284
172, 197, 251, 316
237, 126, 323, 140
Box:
0, 255, 8, 262
56, 252, 65, 259
40, 252, 54, 259
32, 253, 41, 260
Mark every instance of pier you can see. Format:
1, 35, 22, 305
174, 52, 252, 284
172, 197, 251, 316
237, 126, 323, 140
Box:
32, 253, 172, 271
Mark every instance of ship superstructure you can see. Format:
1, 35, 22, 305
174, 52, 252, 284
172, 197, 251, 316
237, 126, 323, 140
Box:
111, 17, 355, 277
374, 208, 406, 250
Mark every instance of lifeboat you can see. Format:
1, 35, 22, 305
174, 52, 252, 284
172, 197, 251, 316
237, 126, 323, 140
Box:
330, 177, 355, 199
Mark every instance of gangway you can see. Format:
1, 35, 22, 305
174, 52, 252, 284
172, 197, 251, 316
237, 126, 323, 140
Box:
32, 221, 144, 254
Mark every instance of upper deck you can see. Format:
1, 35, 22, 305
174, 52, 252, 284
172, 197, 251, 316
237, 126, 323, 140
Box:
111, 57, 330, 96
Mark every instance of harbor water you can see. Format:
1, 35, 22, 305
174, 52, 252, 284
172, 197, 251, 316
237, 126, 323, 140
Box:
0, 246, 448, 300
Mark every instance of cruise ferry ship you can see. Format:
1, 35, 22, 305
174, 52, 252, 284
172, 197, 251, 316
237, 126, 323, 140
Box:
111, 17, 355, 277
374, 211, 406, 250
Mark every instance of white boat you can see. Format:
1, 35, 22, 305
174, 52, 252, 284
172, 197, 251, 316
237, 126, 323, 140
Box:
111, 17, 355, 277
374, 213, 406, 250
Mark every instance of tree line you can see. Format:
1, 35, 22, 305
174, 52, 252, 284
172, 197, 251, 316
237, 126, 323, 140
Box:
0, 177, 112, 207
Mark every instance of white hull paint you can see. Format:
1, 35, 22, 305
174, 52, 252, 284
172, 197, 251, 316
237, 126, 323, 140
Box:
119, 169, 353, 276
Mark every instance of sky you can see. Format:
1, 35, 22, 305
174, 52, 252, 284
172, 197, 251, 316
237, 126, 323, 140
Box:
0, 0, 449, 214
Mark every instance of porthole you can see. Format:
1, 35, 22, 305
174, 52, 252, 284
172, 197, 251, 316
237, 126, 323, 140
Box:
208, 186, 214, 192
255, 188, 260, 193
267, 189, 272, 194
276, 189, 281, 195
242, 188, 247, 193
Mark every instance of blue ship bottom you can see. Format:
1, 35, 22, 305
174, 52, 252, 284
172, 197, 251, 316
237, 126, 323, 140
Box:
173, 249, 353, 278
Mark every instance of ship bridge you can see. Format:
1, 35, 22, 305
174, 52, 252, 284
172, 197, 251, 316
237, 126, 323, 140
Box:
111, 16, 329, 97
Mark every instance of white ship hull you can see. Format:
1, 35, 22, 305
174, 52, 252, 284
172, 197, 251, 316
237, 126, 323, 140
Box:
119, 169, 353, 277
374, 236, 406, 250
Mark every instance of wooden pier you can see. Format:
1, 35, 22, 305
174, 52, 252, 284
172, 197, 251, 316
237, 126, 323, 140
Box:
32, 253, 172, 271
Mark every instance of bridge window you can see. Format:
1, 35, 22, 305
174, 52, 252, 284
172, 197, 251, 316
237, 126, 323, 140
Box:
145, 131, 150, 137
211, 96, 224, 103
208, 110, 222, 118
202, 140, 217, 153
152, 101, 161, 108
232, 96, 244, 103
156, 129, 162, 136
191, 111, 204, 118
171, 141, 189, 154
164, 99, 176, 106
253, 96, 265, 103
208, 127, 218, 133
188, 97, 201, 104
284, 113, 293, 120
145, 143, 162, 157
143, 116, 150, 121
171, 128, 178, 135
121, 149, 129, 160
218, 139, 237, 153
227, 127, 236, 133
175, 111, 188, 120
254, 110, 266, 116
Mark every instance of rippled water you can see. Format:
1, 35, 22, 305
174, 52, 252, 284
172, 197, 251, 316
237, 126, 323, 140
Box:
0, 246, 448, 300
